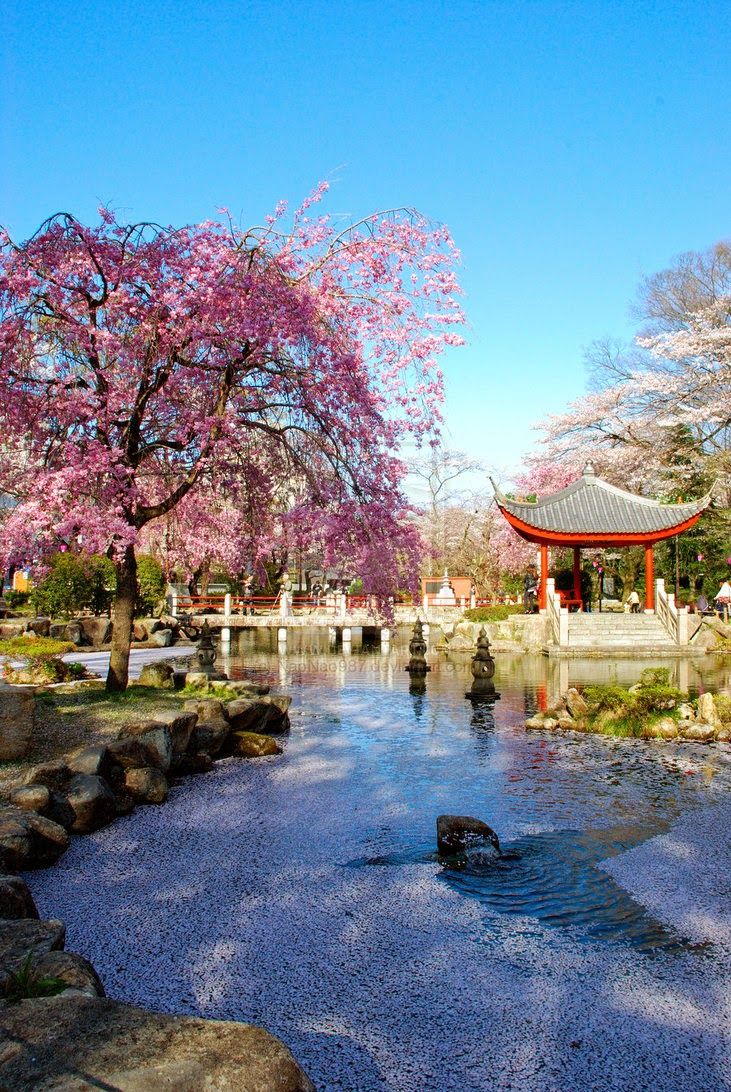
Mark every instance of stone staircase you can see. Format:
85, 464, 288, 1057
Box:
564, 612, 677, 653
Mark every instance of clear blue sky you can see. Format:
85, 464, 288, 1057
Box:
2, 0, 729, 487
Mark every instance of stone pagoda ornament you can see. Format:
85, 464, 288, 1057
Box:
466, 627, 500, 702
405, 619, 431, 677
195, 621, 218, 678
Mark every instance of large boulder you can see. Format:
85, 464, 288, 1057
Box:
0, 623, 26, 639
230, 732, 283, 758
649, 717, 679, 740
150, 628, 173, 648
26, 617, 51, 638
64, 621, 84, 645
697, 693, 721, 728
0, 875, 39, 920
137, 662, 175, 688
0, 918, 66, 992
565, 688, 589, 720
29, 949, 105, 998
124, 767, 168, 805
225, 696, 291, 735
78, 617, 112, 648
0, 993, 315, 1091
132, 621, 149, 642
10, 785, 50, 814
0, 687, 35, 762
0, 807, 69, 868
67, 744, 120, 783
141, 710, 197, 755
436, 814, 501, 857
681, 722, 715, 742
65, 774, 118, 834
190, 720, 230, 757
122, 725, 173, 772
183, 697, 227, 723
170, 752, 214, 776
106, 736, 152, 770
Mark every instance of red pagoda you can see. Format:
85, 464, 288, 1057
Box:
492, 463, 710, 611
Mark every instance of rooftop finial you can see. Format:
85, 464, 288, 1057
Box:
583, 461, 596, 479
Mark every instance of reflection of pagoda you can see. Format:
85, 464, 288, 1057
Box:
492, 463, 710, 611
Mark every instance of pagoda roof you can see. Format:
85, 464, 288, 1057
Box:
491, 463, 710, 545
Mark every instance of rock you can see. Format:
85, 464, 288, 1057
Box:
78, 617, 112, 648
215, 679, 270, 696
10, 785, 50, 814
170, 753, 214, 776
436, 814, 500, 857
190, 720, 230, 756
123, 726, 173, 772
542, 717, 558, 731
0, 623, 26, 638
557, 715, 577, 730
184, 698, 227, 721
132, 621, 149, 641
26, 617, 51, 638
681, 722, 715, 742
184, 671, 211, 688
150, 628, 173, 648
697, 693, 721, 728
64, 622, 83, 645
124, 767, 168, 805
678, 703, 695, 721
67, 744, 119, 782
446, 634, 474, 652
230, 732, 283, 758
26, 760, 71, 792
106, 736, 151, 770
565, 688, 589, 719
716, 726, 731, 742
143, 710, 197, 754
225, 696, 290, 735
0, 687, 35, 762
650, 717, 679, 739
0, 875, 39, 920
137, 662, 175, 688
30, 950, 105, 998
65, 774, 118, 833
0, 807, 69, 868
0, 993, 315, 1091
524, 714, 546, 730
0, 918, 66, 991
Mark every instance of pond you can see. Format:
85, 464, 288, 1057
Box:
27, 633, 731, 1091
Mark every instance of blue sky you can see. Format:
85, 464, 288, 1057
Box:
2, 0, 729, 490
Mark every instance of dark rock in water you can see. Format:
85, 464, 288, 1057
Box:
436, 814, 500, 857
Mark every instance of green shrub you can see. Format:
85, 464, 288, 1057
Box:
0, 637, 75, 660
3, 590, 29, 609
464, 604, 524, 622
583, 685, 633, 714
30, 553, 115, 618
136, 554, 166, 616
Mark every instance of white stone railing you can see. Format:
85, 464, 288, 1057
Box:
545, 578, 569, 646
655, 578, 689, 645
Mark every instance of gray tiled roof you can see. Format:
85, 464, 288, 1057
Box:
492, 464, 710, 537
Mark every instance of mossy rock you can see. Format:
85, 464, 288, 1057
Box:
231, 732, 282, 758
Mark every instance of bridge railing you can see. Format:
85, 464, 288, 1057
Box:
655, 578, 689, 645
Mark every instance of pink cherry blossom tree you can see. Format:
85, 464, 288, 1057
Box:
0, 188, 464, 688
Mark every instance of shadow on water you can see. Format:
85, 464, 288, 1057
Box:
345, 823, 705, 955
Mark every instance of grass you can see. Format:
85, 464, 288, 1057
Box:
2, 953, 67, 1003
0, 637, 75, 659
463, 605, 525, 623
578, 668, 687, 739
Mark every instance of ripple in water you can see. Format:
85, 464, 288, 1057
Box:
346, 823, 703, 954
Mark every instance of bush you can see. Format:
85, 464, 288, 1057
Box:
30, 553, 115, 618
136, 555, 165, 615
583, 685, 633, 714
0, 636, 83, 685
3, 590, 29, 610
464, 604, 524, 622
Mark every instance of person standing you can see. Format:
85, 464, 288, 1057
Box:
627, 589, 640, 613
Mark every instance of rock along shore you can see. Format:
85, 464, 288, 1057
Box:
0, 674, 315, 1090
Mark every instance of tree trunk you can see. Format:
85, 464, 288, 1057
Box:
107, 545, 137, 692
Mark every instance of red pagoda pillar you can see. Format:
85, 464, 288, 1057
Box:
539, 544, 548, 609
573, 547, 582, 608
645, 543, 655, 611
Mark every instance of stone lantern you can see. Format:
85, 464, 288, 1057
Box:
195, 621, 218, 678
465, 627, 499, 701
405, 619, 431, 677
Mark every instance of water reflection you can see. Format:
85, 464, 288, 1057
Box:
215, 628, 731, 951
